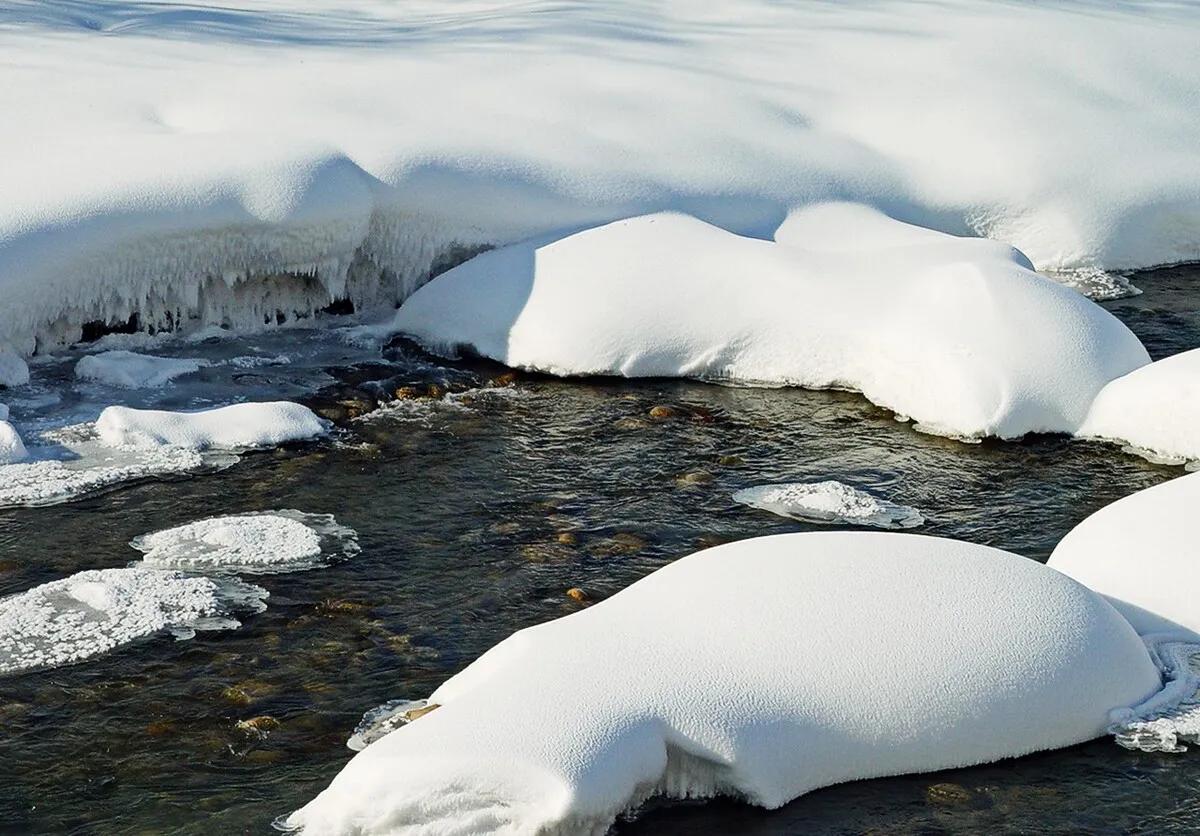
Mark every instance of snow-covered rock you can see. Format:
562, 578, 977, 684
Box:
2, 2, 1200, 351
0, 346, 29, 387
95, 401, 326, 450
131, 510, 359, 574
0, 420, 28, 465
0, 567, 267, 675
1079, 349, 1200, 464
393, 208, 1149, 440
733, 481, 923, 529
287, 532, 1159, 835
1050, 472, 1200, 638
74, 350, 206, 388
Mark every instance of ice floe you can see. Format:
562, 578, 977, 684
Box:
131, 510, 359, 575
75, 350, 207, 388
96, 401, 326, 450
733, 481, 923, 529
286, 532, 1159, 835
2, 2, 1200, 351
0, 567, 267, 676
392, 208, 1149, 440
1049, 472, 1200, 638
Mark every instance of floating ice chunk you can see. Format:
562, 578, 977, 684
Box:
95, 401, 326, 450
0, 567, 267, 675
131, 510, 358, 575
392, 208, 1149, 441
1078, 348, 1200, 465
1049, 471, 1200, 638
733, 481, 923, 529
0, 420, 27, 465
228, 354, 291, 369
74, 350, 206, 388
287, 532, 1159, 835
0, 345, 29, 388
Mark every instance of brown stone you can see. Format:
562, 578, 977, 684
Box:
648, 405, 677, 419
926, 782, 973, 806
566, 587, 588, 603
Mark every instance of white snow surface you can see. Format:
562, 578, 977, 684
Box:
131, 510, 359, 574
95, 401, 326, 450
392, 208, 1149, 440
75, 350, 206, 389
0, 347, 29, 387
288, 532, 1159, 835
0, 567, 267, 675
0, 421, 28, 465
733, 481, 923, 529
1079, 349, 1200, 464
3, 1, 1200, 352
1050, 472, 1200, 639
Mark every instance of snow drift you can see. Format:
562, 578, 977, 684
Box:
3, 1, 1200, 351
287, 532, 1159, 835
1050, 472, 1200, 638
95, 401, 326, 450
392, 208, 1149, 440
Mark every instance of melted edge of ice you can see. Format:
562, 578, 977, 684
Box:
731, 481, 925, 529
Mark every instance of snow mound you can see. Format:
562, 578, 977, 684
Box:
0, 567, 267, 675
392, 208, 1149, 440
0, 420, 28, 465
75, 350, 206, 388
0, 346, 29, 388
1049, 472, 1200, 638
131, 510, 359, 574
287, 532, 1158, 835
733, 481, 923, 529
1079, 349, 1200, 464
95, 401, 326, 450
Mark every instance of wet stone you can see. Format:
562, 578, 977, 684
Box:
648, 405, 677, 420
926, 782, 975, 807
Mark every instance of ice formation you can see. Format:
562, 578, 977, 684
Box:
1079, 349, 1200, 464
0, 346, 29, 387
392, 208, 1149, 440
732, 481, 923, 529
95, 401, 326, 450
0, 567, 267, 675
1109, 639, 1200, 754
74, 350, 207, 388
3, 2, 1200, 351
1049, 472, 1200, 638
131, 510, 359, 574
287, 532, 1159, 835
0, 420, 28, 465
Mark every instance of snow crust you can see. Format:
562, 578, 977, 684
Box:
393, 208, 1149, 440
1049, 472, 1200, 638
1079, 349, 1200, 464
733, 481, 923, 529
0, 567, 267, 675
287, 532, 1159, 835
95, 401, 326, 450
131, 510, 359, 574
3, 2, 1200, 351
75, 350, 206, 388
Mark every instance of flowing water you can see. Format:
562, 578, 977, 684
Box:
1, 267, 1198, 835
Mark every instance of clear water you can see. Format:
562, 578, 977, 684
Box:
1, 267, 1198, 835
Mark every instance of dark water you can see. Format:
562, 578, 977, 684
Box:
1, 267, 1199, 835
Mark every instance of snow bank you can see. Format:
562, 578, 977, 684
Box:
393, 208, 1148, 440
0, 567, 266, 675
1050, 472, 1200, 638
733, 481, 923, 529
131, 510, 359, 574
1079, 349, 1200, 464
95, 401, 326, 450
287, 532, 1159, 835
3, 1, 1200, 351
75, 350, 206, 388
0, 421, 28, 465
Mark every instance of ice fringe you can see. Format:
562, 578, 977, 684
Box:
732, 481, 924, 529
1111, 638, 1200, 754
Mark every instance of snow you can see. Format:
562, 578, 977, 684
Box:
0, 421, 28, 465
95, 401, 326, 450
131, 510, 359, 574
0, 567, 267, 675
1079, 349, 1200, 464
0, 346, 30, 387
392, 208, 1149, 440
1110, 639, 1200, 754
74, 350, 206, 389
3, 1, 1200, 352
733, 481, 923, 529
286, 532, 1159, 835
1049, 472, 1200, 639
